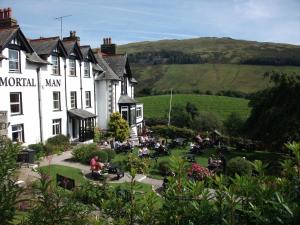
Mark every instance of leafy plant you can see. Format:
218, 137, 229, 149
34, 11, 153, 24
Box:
108, 112, 130, 142
227, 156, 253, 176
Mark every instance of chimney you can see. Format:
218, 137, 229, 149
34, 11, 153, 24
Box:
63, 30, 80, 45
0, 8, 18, 28
101, 37, 116, 55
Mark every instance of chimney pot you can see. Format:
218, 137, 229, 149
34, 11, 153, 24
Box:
3, 8, 7, 19
7, 7, 12, 18
109, 37, 111, 44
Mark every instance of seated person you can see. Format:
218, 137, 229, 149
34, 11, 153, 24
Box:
138, 148, 143, 157
155, 141, 161, 149
139, 136, 145, 144
90, 156, 101, 174
114, 140, 121, 149
142, 146, 149, 156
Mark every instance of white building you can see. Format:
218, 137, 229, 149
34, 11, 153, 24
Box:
0, 8, 143, 145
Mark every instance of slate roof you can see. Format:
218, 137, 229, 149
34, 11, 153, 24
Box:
26, 52, 49, 64
30, 37, 60, 56
0, 27, 46, 64
80, 45, 90, 58
130, 77, 138, 84
118, 95, 136, 104
0, 27, 18, 48
68, 109, 97, 119
103, 54, 127, 78
94, 52, 120, 81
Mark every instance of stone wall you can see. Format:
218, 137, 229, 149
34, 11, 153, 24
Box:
0, 111, 8, 136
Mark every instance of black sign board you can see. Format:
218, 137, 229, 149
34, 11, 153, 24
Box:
56, 174, 75, 190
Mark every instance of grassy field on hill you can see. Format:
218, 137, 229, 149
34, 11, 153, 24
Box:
118, 37, 300, 95
138, 94, 250, 121
132, 63, 300, 94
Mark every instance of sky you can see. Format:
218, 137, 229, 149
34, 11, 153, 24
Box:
1, 0, 300, 47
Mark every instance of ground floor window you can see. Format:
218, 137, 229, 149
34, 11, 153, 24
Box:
11, 124, 24, 142
52, 119, 61, 135
136, 107, 142, 118
121, 106, 128, 121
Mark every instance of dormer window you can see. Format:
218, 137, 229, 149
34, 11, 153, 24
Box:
69, 59, 76, 76
84, 61, 90, 77
52, 55, 59, 75
9, 49, 20, 72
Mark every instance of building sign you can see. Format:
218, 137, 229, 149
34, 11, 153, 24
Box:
0, 77, 36, 87
45, 79, 61, 87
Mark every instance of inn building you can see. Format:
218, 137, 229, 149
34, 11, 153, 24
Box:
0, 8, 143, 145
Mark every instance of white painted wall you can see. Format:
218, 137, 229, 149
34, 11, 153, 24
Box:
0, 48, 41, 145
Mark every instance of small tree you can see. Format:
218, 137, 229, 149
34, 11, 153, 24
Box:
108, 112, 130, 142
0, 137, 24, 224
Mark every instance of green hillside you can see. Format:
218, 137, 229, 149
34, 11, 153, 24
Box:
138, 94, 250, 121
117, 37, 300, 95
133, 64, 300, 94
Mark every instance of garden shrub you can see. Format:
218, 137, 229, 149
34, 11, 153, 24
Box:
28, 143, 46, 159
72, 143, 109, 164
93, 151, 108, 163
94, 127, 104, 143
158, 160, 171, 176
227, 156, 253, 176
103, 149, 116, 162
108, 112, 130, 142
45, 135, 70, 154
47, 134, 69, 146
72, 143, 98, 163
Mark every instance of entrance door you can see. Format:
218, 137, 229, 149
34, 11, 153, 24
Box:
72, 118, 78, 139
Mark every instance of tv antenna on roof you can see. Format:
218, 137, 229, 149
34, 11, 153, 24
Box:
55, 15, 72, 39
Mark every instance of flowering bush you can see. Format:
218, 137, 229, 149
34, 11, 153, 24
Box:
188, 163, 213, 180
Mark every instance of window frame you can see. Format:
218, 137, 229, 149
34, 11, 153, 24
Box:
83, 61, 90, 77
85, 91, 91, 108
10, 92, 23, 115
70, 91, 77, 109
52, 119, 62, 135
51, 55, 60, 75
136, 107, 142, 118
53, 91, 61, 111
11, 124, 24, 143
8, 49, 20, 73
69, 58, 76, 76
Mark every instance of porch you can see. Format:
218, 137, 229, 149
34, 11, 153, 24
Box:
68, 109, 97, 142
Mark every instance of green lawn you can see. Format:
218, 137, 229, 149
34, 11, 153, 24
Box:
39, 164, 88, 186
138, 94, 250, 121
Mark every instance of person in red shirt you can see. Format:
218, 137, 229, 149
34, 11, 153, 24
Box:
90, 156, 101, 172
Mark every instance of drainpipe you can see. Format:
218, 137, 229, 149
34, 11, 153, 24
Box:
36, 66, 43, 143
114, 82, 117, 112
79, 61, 83, 109
64, 61, 69, 137
93, 70, 96, 115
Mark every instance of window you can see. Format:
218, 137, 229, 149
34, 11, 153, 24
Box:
84, 61, 90, 77
85, 91, 91, 108
69, 59, 76, 76
121, 106, 128, 121
10, 92, 22, 115
52, 119, 61, 135
52, 55, 59, 75
11, 124, 24, 142
70, 91, 77, 109
136, 107, 142, 118
53, 92, 61, 110
9, 49, 20, 72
